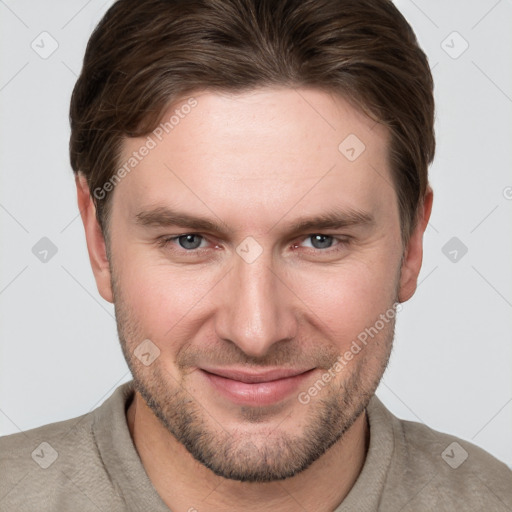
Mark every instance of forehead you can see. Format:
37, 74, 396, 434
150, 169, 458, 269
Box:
112, 87, 395, 232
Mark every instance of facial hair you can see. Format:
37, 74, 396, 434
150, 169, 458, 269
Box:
111, 264, 398, 483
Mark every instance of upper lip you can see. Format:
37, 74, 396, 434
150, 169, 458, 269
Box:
200, 367, 314, 383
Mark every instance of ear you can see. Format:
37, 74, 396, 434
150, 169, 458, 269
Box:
75, 173, 114, 303
398, 186, 434, 302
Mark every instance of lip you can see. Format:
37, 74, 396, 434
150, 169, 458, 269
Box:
199, 367, 315, 406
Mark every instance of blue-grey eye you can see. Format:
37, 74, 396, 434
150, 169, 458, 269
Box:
309, 234, 334, 249
178, 234, 203, 250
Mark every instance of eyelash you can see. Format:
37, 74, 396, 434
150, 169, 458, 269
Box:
156, 233, 351, 256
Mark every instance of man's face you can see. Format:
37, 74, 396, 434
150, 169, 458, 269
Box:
104, 88, 405, 482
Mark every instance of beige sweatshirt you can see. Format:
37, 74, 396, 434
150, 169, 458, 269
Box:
1, 380, 511, 511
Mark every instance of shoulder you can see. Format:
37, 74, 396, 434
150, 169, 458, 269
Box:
0, 409, 122, 511
0, 409, 93, 450
381, 405, 512, 511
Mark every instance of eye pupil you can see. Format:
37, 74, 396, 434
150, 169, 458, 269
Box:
311, 234, 332, 249
178, 234, 202, 250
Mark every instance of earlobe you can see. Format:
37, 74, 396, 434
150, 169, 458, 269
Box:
75, 173, 114, 303
398, 187, 434, 303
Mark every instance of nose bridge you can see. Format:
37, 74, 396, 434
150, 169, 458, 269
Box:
216, 246, 296, 357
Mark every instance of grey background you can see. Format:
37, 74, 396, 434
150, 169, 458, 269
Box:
1, 0, 511, 469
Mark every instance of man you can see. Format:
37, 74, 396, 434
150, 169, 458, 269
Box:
1, 0, 511, 510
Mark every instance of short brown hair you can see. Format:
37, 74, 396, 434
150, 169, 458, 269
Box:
69, 0, 435, 244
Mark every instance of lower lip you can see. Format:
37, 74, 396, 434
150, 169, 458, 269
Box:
200, 369, 315, 406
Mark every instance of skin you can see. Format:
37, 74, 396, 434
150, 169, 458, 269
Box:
76, 87, 433, 511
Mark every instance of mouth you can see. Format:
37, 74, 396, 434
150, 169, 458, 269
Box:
199, 367, 316, 406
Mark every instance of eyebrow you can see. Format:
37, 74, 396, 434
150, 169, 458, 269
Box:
134, 205, 374, 236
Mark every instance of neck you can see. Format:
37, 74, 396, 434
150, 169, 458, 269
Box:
127, 391, 369, 512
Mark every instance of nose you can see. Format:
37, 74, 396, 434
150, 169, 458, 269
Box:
214, 246, 298, 358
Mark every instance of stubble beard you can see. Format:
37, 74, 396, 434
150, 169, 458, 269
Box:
111, 266, 397, 483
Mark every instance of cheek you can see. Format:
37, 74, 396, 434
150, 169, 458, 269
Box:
130, 271, 203, 322
116, 261, 233, 371
292, 256, 399, 349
